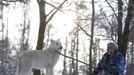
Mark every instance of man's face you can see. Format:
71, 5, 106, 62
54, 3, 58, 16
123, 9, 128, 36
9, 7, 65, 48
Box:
107, 48, 115, 55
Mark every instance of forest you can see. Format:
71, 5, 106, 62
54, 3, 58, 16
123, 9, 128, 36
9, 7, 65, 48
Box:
0, 0, 134, 75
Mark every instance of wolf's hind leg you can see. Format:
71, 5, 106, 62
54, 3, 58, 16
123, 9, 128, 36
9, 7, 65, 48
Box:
17, 61, 31, 75
46, 66, 54, 75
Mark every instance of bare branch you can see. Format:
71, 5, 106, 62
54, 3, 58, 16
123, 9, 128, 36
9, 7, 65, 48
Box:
105, 0, 118, 19
74, 21, 91, 37
3, 0, 18, 2
0, 1, 9, 6
46, 0, 67, 25
45, 1, 64, 13
55, 51, 94, 68
3, 0, 23, 2
46, 8, 55, 17
103, 13, 117, 43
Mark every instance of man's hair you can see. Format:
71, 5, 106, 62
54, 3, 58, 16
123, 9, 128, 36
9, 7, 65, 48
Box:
107, 42, 118, 49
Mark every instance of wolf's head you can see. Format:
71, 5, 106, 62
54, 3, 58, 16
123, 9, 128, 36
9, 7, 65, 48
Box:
48, 39, 62, 52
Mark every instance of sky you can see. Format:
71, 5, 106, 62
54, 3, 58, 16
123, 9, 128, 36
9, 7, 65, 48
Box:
1, 0, 133, 75
1, 1, 79, 74
1, 0, 110, 74
1, 0, 110, 49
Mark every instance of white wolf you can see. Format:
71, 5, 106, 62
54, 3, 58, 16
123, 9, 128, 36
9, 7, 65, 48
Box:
16, 39, 62, 75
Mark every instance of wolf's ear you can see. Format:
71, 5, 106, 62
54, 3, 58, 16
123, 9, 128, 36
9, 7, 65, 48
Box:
50, 39, 54, 43
57, 39, 60, 41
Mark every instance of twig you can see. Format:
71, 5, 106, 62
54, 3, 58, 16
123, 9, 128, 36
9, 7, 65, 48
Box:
55, 51, 96, 69
105, 0, 118, 19
74, 21, 91, 37
46, 0, 67, 25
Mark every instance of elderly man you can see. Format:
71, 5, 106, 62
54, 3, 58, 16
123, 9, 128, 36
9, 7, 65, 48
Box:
94, 42, 126, 75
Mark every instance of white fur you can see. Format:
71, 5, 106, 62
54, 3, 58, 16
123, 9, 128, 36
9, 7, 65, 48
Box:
16, 39, 62, 75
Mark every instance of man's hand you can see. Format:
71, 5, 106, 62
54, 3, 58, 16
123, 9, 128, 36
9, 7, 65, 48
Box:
93, 68, 99, 75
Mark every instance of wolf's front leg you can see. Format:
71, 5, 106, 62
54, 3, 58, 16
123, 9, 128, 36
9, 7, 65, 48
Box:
46, 66, 54, 75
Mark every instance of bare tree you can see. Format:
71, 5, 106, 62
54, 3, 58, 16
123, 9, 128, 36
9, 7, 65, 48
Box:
97, 0, 134, 57
117, 0, 123, 54
106, 0, 134, 57
0, 6, 14, 74
89, 0, 95, 74
62, 37, 68, 75
19, 3, 30, 53
44, 24, 52, 47
69, 34, 77, 75
121, 0, 134, 57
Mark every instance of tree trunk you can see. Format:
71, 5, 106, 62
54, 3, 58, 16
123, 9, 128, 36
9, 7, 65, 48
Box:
36, 0, 46, 50
62, 37, 67, 75
121, 0, 134, 57
33, 0, 46, 75
89, 0, 95, 74
117, 0, 134, 57
76, 30, 79, 75
117, 0, 123, 53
